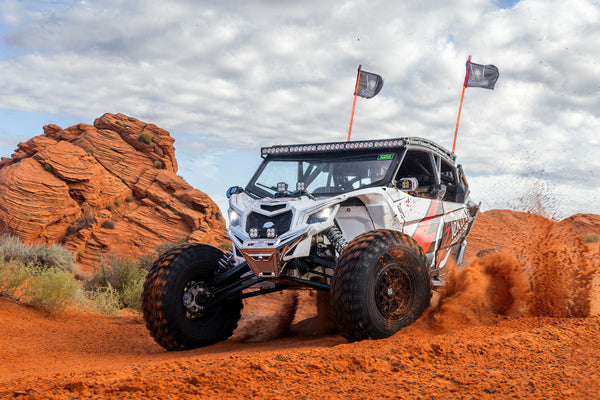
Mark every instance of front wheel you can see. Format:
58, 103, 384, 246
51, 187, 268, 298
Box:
142, 244, 243, 350
331, 230, 431, 342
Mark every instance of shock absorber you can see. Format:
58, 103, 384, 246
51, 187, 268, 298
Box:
325, 227, 348, 255
217, 249, 235, 271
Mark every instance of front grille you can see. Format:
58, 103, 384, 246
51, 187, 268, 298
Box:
246, 211, 293, 239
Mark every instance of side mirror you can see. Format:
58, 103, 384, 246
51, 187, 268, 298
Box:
226, 186, 244, 199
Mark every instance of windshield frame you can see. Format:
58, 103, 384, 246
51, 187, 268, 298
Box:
245, 149, 405, 199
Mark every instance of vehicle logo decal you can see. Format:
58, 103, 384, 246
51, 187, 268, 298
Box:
377, 153, 394, 160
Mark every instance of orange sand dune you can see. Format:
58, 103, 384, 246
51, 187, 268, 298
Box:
1, 210, 599, 399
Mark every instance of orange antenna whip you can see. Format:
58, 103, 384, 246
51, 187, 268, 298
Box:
347, 64, 362, 142
452, 55, 471, 154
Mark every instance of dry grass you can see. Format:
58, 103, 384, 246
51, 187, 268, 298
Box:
0, 234, 78, 274
86, 256, 147, 312
0, 260, 81, 312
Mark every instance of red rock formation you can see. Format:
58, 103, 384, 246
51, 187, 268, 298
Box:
0, 113, 227, 272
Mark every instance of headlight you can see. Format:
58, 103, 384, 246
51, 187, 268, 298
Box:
307, 207, 333, 224
249, 227, 258, 238
228, 209, 241, 227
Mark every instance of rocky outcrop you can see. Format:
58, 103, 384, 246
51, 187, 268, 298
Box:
0, 113, 227, 272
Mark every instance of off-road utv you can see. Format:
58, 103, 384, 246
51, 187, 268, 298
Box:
142, 137, 479, 350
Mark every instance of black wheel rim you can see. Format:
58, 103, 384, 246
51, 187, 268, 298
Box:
374, 263, 412, 321
182, 280, 212, 318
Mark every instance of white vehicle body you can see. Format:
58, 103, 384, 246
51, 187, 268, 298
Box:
227, 137, 479, 288
142, 136, 480, 350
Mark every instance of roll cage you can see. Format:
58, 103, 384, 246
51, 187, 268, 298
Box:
245, 150, 403, 198
248, 137, 469, 203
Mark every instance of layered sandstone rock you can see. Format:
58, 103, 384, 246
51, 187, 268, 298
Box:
0, 113, 227, 272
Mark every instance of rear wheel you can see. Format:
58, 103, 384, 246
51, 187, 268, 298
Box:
142, 244, 243, 350
331, 230, 431, 342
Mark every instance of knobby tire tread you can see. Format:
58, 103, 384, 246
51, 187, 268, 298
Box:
142, 244, 242, 351
331, 229, 431, 342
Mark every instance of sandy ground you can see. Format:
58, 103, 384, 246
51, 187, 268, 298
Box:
1, 210, 599, 399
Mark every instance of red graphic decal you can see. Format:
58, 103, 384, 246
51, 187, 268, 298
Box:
413, 200, 443, 253
435, 223, 453, 268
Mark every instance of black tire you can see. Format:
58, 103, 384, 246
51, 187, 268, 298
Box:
142, 243, 243, 351
331, 229, 431, 342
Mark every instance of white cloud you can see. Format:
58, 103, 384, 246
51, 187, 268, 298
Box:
0, 0, 598, 217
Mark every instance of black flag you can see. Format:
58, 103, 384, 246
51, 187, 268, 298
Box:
356, 70, 383, 98
465, 61, 499, 90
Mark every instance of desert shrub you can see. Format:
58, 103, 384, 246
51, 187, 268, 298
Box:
219, 241, 232, 251
86, 284, 122, 315
120, 277, 145, 310
28, 266, 81, 312
44, 164, 52, 172
101, 220, 115, 229
28, 243, 78, 274
0, 235, 28, 263
85, 148, 94, 155
67, 216, 96, 235
125, 195, 134, 202
153, 159, 165, 169
115, 198, 122, 207
138, 132, 152, 145
0, 260, 80, 312
136, 253, 157, 272
106, 203, 115, 212
0, 259, 29, 296
112, 258, 145, 295
583, 232, 600, 243
86, 256, 147, 311
137, 241, 183, 271
0, 235, 78, 274
86, 264, 112, 290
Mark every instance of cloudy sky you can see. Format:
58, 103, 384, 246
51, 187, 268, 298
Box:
0, 0, 598, 220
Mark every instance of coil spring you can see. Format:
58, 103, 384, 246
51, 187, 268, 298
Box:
325, 227, 348, 255
218, 249, 235, 271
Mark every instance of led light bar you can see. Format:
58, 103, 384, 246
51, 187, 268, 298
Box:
260, 137, 456, 162
261, 139, 405, 157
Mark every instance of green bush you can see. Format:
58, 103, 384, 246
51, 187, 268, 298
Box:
115, 198, 122, 207
121, 277, 145, 310
86, 256, 147, 311
106, 203, 115, 212
67, 216, 96, 235
28, 266, 81, 312
0, 259, 29, 296
0, 260, 80, 312
138, 132, 152, 145
583, 232, 600, 243
86, 284, 122, 315
113, 258, 145, 294
44, 163, 52, 172
101, 220, 116, 229
136, 253, 156, 272
153, 160, 165, 169
0, 235, 78, 274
